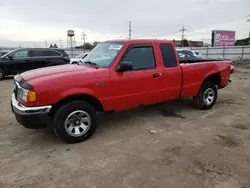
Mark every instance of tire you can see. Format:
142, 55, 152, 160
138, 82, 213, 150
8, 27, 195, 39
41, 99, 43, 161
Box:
53, 100, 97, 143
72, 61, 79, 65
194, 81, 217, 110
0, 68, 5, 80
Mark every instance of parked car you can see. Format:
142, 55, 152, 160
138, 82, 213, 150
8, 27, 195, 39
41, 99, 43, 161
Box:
0, 48, 70, 80
70, 53, 88, 64
181, 49, 202, 58
11, 39, 234, 143
177, 49, 202, 63
0, 52, 8, 57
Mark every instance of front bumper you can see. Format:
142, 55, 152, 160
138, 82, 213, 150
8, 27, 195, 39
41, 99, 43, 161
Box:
11, 94, 52, 129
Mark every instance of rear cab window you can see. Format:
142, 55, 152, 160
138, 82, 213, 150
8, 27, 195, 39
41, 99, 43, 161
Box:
159, 43, 177, 67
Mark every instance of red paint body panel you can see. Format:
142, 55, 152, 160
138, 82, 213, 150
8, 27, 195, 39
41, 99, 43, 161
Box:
19, 39, 233, 111
180, 61, 232, 97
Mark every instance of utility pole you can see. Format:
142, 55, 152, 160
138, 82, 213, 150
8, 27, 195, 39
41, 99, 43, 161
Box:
45, 41, 47, 48
180, 25, 186, 47
60, 38, 63, 48
81, 32, 87, 52
128, 21, 132, 39
247, 14, 250, 45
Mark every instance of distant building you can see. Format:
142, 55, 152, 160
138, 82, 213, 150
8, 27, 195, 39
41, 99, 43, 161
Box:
172, 39, 204, 47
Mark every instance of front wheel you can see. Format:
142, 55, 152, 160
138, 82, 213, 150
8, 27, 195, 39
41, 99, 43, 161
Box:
53, 100, 97, 143
194, 82, 217, 110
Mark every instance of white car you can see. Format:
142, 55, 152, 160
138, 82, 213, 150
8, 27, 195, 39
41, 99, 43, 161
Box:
182, 49, 202, 58
70, 53, 88, 64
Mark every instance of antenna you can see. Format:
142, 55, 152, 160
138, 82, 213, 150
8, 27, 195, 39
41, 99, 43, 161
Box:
128, 21, 132, 39
180, 25, 187, 47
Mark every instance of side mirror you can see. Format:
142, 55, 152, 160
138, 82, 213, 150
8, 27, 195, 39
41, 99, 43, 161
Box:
116, 61, 133, 72
8, 55, 13, 60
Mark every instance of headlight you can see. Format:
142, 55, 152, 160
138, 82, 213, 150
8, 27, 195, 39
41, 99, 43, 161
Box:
19, 88, 37, 102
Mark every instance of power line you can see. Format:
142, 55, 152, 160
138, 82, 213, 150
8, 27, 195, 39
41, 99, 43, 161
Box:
128, 21, 132, 39
180, 25, 187, 47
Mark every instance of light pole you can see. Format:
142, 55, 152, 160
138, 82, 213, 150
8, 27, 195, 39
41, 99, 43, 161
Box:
81, 32, 87, 53
247, 14, 250, 45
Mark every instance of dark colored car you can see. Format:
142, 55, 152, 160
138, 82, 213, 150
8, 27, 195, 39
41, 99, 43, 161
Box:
0, 48, 70, 80
177, 50, 201, 63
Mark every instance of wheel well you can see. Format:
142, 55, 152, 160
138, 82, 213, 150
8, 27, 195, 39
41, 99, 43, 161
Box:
0, 66, 6, 74
49, 94, 104, 116
204, 73, 221, 86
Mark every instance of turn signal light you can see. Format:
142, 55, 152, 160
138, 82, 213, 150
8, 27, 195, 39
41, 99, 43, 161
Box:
27, 91, 37, 102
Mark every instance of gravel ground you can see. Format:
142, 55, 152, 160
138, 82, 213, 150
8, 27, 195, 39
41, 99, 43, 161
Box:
0, 67, 250, 188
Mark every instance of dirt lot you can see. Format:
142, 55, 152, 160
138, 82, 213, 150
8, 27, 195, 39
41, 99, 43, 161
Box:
0, 67, 250, 188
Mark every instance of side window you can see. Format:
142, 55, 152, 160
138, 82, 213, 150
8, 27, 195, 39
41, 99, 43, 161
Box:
159, 44, 177, 67
12, 50, 29, 58
49, 51, 61, 57
122, 45, 156, 70
30, 50, 50, 57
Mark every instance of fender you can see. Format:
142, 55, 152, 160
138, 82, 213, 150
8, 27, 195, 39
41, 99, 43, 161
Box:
0, 64, 8, 75
202, 61, 231, 86
56, 87, 98, 103
181, 61, 232, 98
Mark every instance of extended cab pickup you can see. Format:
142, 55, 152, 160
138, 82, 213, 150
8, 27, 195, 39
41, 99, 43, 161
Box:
11, 39, 235, 143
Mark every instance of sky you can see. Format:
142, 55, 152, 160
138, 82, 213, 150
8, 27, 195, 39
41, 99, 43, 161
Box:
0, 0, 249, 47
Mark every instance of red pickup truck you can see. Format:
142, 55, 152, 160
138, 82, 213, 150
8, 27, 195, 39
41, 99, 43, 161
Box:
11, 39, 234, 143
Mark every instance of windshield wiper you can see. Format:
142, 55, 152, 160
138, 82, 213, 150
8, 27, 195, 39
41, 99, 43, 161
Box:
83, 61, 99, 69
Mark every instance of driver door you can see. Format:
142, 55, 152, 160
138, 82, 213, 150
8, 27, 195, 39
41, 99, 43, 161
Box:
110, 44, 163, 111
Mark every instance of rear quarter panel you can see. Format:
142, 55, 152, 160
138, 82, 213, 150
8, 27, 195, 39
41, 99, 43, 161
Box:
181, 61, 232, 97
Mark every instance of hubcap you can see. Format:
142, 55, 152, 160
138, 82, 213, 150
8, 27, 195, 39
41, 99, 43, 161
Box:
203, 88, 215, 105
64, 110, 91, 137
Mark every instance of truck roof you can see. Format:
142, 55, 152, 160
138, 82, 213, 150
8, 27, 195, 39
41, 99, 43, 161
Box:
104, 39, 173, 43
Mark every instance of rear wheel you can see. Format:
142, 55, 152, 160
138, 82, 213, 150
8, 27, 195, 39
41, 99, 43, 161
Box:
194, 82, 217, 110
0, 68, 5, 80
53, 100, 97, 143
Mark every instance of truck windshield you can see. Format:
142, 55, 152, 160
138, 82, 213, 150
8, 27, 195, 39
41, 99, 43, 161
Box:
82, 42, 124, 68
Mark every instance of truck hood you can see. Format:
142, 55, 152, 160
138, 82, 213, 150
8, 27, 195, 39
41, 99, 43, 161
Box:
20, 64, 109, 86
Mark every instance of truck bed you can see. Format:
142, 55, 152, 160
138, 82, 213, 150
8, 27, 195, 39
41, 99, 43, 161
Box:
179, 59, 225, 64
